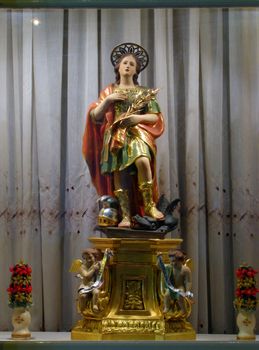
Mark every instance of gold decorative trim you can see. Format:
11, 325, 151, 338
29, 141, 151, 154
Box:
102, 319, 165, 334
11, 333, 31, 339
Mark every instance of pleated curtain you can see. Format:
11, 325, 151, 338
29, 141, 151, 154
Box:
0, 7, 258, 333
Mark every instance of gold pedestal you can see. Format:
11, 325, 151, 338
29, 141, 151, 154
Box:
71, 236, 196, 340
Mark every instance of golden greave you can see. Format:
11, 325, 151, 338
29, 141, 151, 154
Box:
139, 180, 164, 219
114, 189, 130, 222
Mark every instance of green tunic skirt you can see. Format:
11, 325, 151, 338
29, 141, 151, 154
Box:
100, 86, 160, 175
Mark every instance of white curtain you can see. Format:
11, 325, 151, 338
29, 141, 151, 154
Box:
0, 7, 259, 333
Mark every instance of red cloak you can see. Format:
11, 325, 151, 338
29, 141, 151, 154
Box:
82, 84, 164, 204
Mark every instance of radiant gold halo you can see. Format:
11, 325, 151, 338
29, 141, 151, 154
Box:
110, 42, 149, 72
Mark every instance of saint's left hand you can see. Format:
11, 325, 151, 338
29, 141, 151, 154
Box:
119, 114, 142, 128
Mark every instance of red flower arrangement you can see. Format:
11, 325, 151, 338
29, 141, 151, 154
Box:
234, 264, 259, 312
7, 261, 33, 308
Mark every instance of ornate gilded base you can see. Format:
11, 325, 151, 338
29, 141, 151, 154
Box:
71, 236, 196, 341
71, 319, 195, 340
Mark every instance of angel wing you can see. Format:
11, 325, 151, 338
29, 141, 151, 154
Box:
185, 258, 193, 271
69, 259, 83, 273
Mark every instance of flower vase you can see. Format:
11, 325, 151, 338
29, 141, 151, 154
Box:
236, 309, 256, 340
11, 307, 31, 339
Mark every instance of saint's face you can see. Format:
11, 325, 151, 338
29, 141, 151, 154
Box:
118, 55, 137, 78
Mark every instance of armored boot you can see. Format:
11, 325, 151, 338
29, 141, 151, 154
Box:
139, 180, 164, 220
114, 189, 131, 228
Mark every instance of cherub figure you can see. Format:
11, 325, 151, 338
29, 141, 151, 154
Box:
70, 248, 111, 313
157, 249, 193, 315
